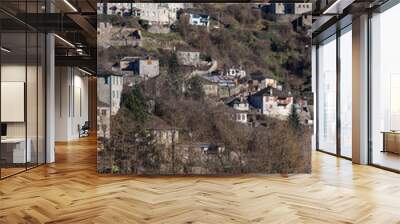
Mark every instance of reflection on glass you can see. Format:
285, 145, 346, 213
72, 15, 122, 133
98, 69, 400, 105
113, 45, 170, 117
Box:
318, 36, 337, 154
340, 28, 352, 158
1, 31, 27, 177
371, 4, 400, 171
27, 31, 38, 169
38, 33, 46, 165
0, 1, 47, 178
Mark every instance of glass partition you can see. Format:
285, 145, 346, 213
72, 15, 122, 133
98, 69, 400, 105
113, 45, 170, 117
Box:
38, 32, 45, 165
339, 26, 352, 158
0, 31, 28, 177
27, 31, 38, 169
317, 35, 337, 154
0, 1, 46, 179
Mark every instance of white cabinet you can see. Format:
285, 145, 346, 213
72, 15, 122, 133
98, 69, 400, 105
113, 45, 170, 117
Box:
1, 138, 32, 163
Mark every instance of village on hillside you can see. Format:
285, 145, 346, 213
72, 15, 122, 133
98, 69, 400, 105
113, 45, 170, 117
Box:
97, 3, 313, 175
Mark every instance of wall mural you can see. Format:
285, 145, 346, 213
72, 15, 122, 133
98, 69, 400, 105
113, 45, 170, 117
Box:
97, 3, 313, 175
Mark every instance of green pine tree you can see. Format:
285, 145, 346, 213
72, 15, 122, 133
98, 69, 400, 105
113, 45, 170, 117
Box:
120, 87, 148, 124
185, 76, 205, 100
136, 129, 161, 173
166, 53, 183, 97
288, 104, 300, 130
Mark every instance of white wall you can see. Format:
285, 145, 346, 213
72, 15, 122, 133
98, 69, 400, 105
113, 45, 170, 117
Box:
55, 66, 69, 141
1, 64, 26, 142
72, 73, 89, 138
1, 64, 29, 138
1, 63, 46, 164
111, 75, 123, 115
55, 67, 89, 141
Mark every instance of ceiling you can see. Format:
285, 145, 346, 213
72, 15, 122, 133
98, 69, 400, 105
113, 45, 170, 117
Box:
0, 0, 97, 72
1, 0, 393, 72
311, 0, 390, 40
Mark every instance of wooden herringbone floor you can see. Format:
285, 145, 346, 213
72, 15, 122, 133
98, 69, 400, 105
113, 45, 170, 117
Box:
1, 136, 400, 224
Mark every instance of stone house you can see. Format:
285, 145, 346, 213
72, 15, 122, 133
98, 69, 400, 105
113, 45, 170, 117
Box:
189, 13, 210, 27
248, 87, 294, 119
177, 51, 201, 67
104, 3, 185, 24
294, 3, 312, 14
226, 67, 246, 79
226, 96, 250, 124
132, 3, 185, 25
292, 15, 313, 31
202, 76, 238, 98
97, 100, 110, 139
201, 78, 219, 98
97, 69, 123, 116
120, 57, 160, 79
260, 77, 278, 89
97, 23, 142, 48
106, 3, 128, 15
145, 117, 179, 147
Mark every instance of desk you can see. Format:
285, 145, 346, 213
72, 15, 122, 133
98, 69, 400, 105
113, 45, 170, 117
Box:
382, 131, 400, 154
1, 138, 31, 163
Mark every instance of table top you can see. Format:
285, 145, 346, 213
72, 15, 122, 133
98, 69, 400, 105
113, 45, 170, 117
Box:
1, 138, 29, 143
381, 131, 400, 134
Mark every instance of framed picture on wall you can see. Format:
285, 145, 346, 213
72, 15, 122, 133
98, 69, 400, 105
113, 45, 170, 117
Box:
1, 81, 25, 122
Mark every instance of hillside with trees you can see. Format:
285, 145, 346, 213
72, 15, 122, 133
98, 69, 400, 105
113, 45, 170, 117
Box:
97, 3, 312, 175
